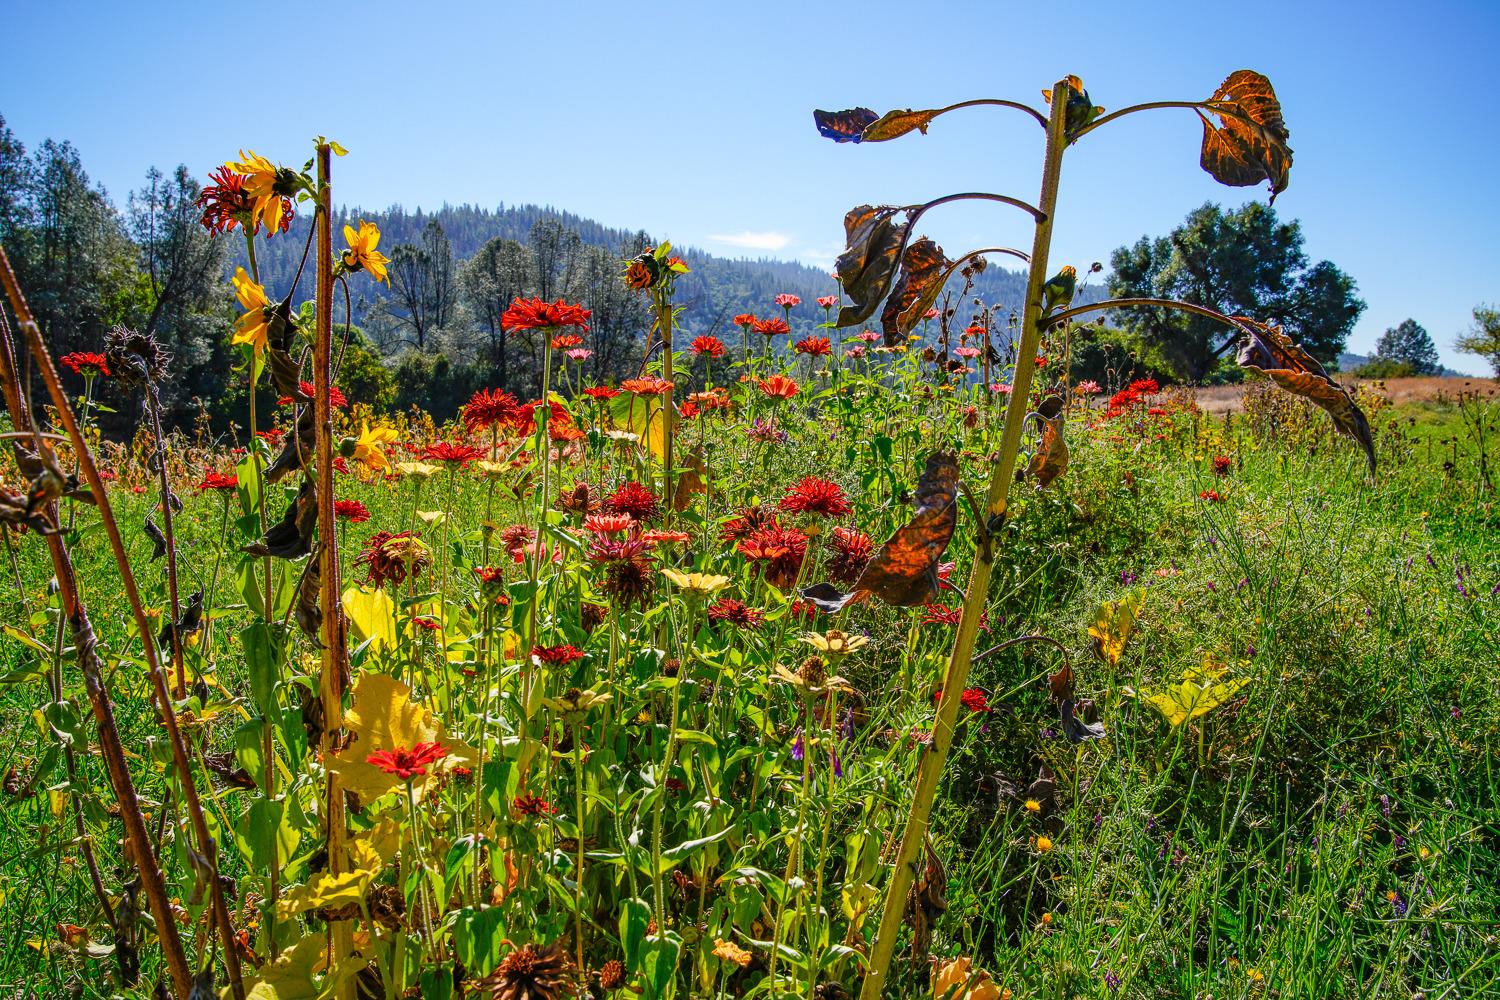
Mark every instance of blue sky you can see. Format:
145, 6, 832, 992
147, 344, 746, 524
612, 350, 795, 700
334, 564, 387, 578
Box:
3, 0, 1497, 371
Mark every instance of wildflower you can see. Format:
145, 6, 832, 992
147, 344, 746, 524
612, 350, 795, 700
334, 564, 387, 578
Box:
565, 347, 592, 363
345, 423, 398, 473
1213, 454, 1233, 475
103, 325, 171, 388
356, 530, 432, 588
588, 533, 656, 608
365, 741, 448, 780
1036, 835, 1054, 852
642, 529, 691, 546
333, 499, 370, 522
583, 513, 636, 535
550, 333, 584, 350
501, 297, 591, 333
845, 346, 866, 360
794, 336, 832, 357
231, 267, 272, 354
341, 220, 390, 283
1200, 489, 1224, 503
60, 352, 110, 378
780, 476, 851, 518
691, 335, 726, 358
223, 150, 297, 234
533, 644, 585, 666
713, 938, 752, 967
662, 569, 731, 595
825, 526, 873, 584
620, 375, 673, 396
582, 385, 620, 400
923, 307, 940, 320
747, 417, 788, 443
197, 471, 238, 491
604, 481, 659, 522
707, 598, 763, 630
756, 374, 799, 399
740, 524, 807, 589
921, 603, 988, 631
1041, 912, 1053, 926
854, 329, 880, 343
751, 316, 790, 338
1024, 798, 1042, 814
196, 166, 258, 235
511, 399, 573, 438
410, 616, 441, 632
788, 598, 821, 622
816, 294, 838, 309
935, 687, 992, 713
476, 942, 576, 1000
597, 959, 624, 991
774, 293, 801, 309
954, 346, 980, 359
1075, 379, 1102, 395
512, 794, 558, 817
421, 441, 485, 466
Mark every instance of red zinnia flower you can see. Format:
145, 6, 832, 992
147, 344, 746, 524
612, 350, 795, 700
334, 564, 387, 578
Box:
512, 793, 557, 816
933, 689, 992, 714
691, 335, 726, 358
1213, 455, 1232, 476
197, 471, 238, 491
740, 525, 807, 589
584, 513, 636, 535
794, 336, 832, 357
421, 441, 485, 466
582, 386, 620, 400
588, 533, 657, 608
532, 644, 585, 666
197, 166, 292, 237
788, 599, 821, 622
334, 499, 370, 522
816, 295, 838, 309
604, 481, 659, 522
510, 399, 573, 438
550, 333, 585, 349
366, 741, 449, 780
463, 388, 520, 434
733, 313, 757, 328
60, 352, 111, 377
752, 317, 790, 338
720, 504, 780, 542
780, 476, 851, 518
1200, 489, 1225, 503
1130, 378, 1159, 394
826, 526, 873, 584
756, 374, 799, 399
921, 603, 989, 631
706, 598, 764, 630
501, 297, 591, 333
774, 293, 801, 309
275, 380, 348, 409
640, 529, 690, 545
620, 376, 674, 396
356, 530, 431, 588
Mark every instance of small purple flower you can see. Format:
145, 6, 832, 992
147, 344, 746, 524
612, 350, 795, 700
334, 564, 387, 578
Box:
791, 728, 804, 762
840, 706, 854, 742
1120, 570, 1138, 586
1391, 891, 1407, 918
1104, 970, 1121, 992
1451, 705, 1462, 719
1426, 553, 1438, 569
1040, 727, 1057, 740
1245, 644, 1256, 658
830, 749, 843, 779
1379, 794, 1392, 817
1393, 833, 1406, 849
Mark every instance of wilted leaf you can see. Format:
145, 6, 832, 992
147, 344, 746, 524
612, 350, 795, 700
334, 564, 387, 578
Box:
1060, 699, 1107, 743
860, 108, 941, 142
905, 835, 947, 960
933, 955, 1005, 1000
1088, 589, 1144, 667
265, 408, 314, 483
672, 447, 709, 511
296, 553, 322, 645
813, 107, 878, 142
881, 238, 951, 345
158, 589, 205, 653
144, 516, 167, 562
1235, 318, 1375, 471
833, 205, 910, 328
854, 451, 960, 606
244, 481, 318, 560
1199, 70, 1292, 202
1024, 395, 1068, 488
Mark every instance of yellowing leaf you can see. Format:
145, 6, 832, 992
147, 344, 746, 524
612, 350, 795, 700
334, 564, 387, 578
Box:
416, 510, 447, 527
274, 869, 373, 921
342, 586, 396, 653
1089, 589, 1145, 667
932, 956, 1005, 1000
326, 673, 477, 803
1135, 657, 1250, 727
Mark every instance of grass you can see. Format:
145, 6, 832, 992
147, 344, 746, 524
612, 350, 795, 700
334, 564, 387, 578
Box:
0, 371, 1496, 1000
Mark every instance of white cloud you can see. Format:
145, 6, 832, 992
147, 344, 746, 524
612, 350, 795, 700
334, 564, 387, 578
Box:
707, 230, 793, 252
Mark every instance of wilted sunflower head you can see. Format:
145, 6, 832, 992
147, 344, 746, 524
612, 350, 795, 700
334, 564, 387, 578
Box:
479, 941, 580, 1000
103, 324, 171, 389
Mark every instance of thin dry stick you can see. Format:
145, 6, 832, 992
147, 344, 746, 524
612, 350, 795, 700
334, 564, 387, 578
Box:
857, 80, 1073, 1000
0, 249, 194, 1000
0, 247, 247, 1000
314, 144, 355, 996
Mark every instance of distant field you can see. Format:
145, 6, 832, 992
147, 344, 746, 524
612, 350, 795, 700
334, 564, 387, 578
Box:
1194, 374, 1500, 413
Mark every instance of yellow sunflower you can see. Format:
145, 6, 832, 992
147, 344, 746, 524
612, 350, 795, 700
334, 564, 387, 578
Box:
231, 267, 271, 353
342, 220, 390, 284
224, 149, 290, 234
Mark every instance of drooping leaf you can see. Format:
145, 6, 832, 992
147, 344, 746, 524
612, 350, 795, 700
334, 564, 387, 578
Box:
813, 107, 878, 142
144, 516, 167, 562
854, 451, 960, 606
672, 447, 708, 511
264, 408, 315, 483
326, 673, 477, 803
1024, 395, 1068, 488
880, 238, 950, 345
1088, 589, 1144, 668
295, 553, 321, 645
860, 108, 942, 142
833, 205, 910, 328
1235, 318, 1375, 471
157, 588, 205, 653
798, 581, 863, 615
1049, 659, 1106, 742
1199, 70, 1292, 202
244, 481, 317, 560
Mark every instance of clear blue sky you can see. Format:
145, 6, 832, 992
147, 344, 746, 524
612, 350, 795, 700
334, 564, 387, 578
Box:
4, 0, 1496, 371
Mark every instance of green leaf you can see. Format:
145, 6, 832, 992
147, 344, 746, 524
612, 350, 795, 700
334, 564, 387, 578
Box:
620, 896, 651, 972
452, 906, 506, 977
241, 622, 282, 716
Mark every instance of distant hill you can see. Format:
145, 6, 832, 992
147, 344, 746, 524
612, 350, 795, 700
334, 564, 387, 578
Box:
1337, 350, 1471, 378
233, 202, 1086, 342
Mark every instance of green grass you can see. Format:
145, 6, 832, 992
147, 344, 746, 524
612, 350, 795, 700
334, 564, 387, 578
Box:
0, 382, 1496, 1000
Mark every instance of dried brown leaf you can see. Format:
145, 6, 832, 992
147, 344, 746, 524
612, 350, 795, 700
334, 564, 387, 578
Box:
1200, 70, 1292, 202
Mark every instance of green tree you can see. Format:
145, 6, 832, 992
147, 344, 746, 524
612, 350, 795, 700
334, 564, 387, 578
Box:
1109, 201, 1363, 381
1372, 318, 1440, 375
459, 236, 534, 390
1454, 305, 1500, 377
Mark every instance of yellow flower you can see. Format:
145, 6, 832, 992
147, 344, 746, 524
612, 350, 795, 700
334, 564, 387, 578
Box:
1035, 835, 1054, 853
712, 938, 752, 967
662, 569, 731, 595
1040, 912, 1053, 925
1024, 798, 1042, 814
342, 220, 390, 284
396, 461, 441, 480
800, 629, 868, 657
231, 267, 271, 353
224, 149, 291, 234
349, 423, 398, 473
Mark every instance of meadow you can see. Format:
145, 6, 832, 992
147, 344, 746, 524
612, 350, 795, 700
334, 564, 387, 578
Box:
1, 73, 1498, 1000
